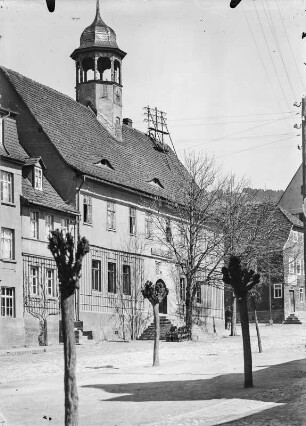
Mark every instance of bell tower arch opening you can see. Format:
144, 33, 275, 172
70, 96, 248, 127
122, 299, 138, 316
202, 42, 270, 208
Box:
82, 57, 95, 82
97, 57, 111, 81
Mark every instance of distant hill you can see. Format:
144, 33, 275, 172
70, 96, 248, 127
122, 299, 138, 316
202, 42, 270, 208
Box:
242, 188, 284, 203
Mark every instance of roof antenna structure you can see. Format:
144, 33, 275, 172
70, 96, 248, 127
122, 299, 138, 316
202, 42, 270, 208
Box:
143, 106, 177, 156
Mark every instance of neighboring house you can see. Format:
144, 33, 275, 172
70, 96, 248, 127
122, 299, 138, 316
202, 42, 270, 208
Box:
21, 157, 78, 345
278, 165, 303, 219
0, 3, 224, 343
0, 108, 28, 347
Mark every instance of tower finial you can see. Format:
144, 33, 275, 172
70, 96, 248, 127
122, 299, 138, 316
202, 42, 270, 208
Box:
96, 0, 100, 17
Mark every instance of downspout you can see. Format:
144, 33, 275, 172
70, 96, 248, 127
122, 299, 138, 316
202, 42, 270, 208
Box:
75, 175, 86, 322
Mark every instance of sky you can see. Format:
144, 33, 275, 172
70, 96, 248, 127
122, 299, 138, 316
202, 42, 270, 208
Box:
0, 0, 305, 190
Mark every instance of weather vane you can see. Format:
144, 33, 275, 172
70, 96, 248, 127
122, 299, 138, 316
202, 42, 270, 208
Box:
46, 0, 55, 12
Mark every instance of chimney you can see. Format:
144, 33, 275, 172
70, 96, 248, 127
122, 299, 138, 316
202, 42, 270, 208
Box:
123, 118, 133, 128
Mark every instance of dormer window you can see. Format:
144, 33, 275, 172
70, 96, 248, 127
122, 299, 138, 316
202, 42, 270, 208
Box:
95, 159, 114, 170
149, 178, 164, 189
34, 166, 43, 190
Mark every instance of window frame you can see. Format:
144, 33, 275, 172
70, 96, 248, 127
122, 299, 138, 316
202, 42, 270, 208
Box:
296, 259, 302, 275
83, 195, 92, 224
273, 283, 282, 299
46, 269, 56, 298
1, 227, 14, 260
0, 170, 14, 204
107, 262, 116, 293
196, 282, 202, 304
34, 166, 43, 190
30, 211, 39, 239
45, 214, 54, 240
288, 257, 295, 275
0, 287, 15, 318
122, 264, 131, 295
129, 207, 136, 235
107, 202, 116, 231
179, 276, 186, 301
145, 213, 153, 239
30, 266, 39, 296
300, 288, 304, 303
60, 218, 70, 236
92, 259, 102, 292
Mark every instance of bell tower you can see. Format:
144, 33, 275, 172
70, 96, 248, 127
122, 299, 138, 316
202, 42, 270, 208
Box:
71, 0, 126, 141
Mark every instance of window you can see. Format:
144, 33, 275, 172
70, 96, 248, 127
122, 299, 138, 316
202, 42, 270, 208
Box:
83, 195, 92, 224
165, 218, 171, 243
129, 207, 136, 235
0, 116, 2, 145
34, 166, 43, 190
1, 287, 15, 317
292, 231, 298, 242
92, 260, 101, 292
46, 269, 56, 297
196, 282, 202, 303
108, 262, 116, 293
296, 260, 302, 275
288, 257, 295, 274
123, 265, 131, 295
30, 267, 39, 296
30, 211, 39, 239
155, 261, 161, 276
60, 218, 70, 236
180, 277, 186, 301
115, 117, 120, 126
107, 202, 116, 231
45, 214, 54, 239
102, 85, 108, 98
300, 288, 304, 303
145, 213, 153, 239
274, 284, 282, 299
0, 171, 13, 203
1, 228, 14, 260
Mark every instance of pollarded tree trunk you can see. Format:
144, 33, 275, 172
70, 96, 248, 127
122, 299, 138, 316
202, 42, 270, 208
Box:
153, 303, 160, 367
239, 294, 253, 388
61, 293, 78, 426
185, 285, 193, 339
231, 294, 237, 336
254, 309, 263, 353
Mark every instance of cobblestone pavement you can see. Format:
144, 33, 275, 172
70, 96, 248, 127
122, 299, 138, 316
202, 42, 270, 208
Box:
0, 324, 305, 425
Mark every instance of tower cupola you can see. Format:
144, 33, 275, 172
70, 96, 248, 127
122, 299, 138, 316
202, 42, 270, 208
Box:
71, 0, 126, 141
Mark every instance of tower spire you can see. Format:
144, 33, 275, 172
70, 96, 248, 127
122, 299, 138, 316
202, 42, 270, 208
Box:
96, 0, 100, 18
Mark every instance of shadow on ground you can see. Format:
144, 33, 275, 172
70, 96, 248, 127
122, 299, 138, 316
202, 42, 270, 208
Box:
83, 358, 306, 425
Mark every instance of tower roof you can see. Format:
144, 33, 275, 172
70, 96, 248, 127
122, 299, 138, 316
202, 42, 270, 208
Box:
80, 0, 118, 49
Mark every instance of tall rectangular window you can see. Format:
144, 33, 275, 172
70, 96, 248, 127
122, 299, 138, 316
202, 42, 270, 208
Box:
196, 282, 202, 304
1, 287, 15, 317
296, 260, 302, 275
34, 167, 43, 190
123, 265, 131, 295
30, 211, 39, 239
180, 277, 186, 301
30, 267, 39, 296
83, 195, 92, 224
288, 257, 295, 274
165, 218, 171, 243
145, 213, 153, 239
92, 260, 101, 292
46, 269, 55, 297
60, 218, 70, 236
1, 228, 14, 260
129, 207, 136, 235
300, 288, 304, 303
0, 171, 13, 203
107, 202, 116, 231
274, 284, 282, 299
45, 214, 54, 239
108, 262, 116, 293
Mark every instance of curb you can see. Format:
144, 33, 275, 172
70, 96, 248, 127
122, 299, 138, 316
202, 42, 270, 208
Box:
0, 345, 63, 357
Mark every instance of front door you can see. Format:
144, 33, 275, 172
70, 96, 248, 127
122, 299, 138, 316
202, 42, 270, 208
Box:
289, 290, 295, 313
159, 294, 167, 314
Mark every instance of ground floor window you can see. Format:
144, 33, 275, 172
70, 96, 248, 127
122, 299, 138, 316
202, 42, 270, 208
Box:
108, 262, 116, 293
92, 260, 101, 292
180, 276, 186, 301
274, 283, 282, 299
123, 264, 131, 295
1, 287, 15, 317
300, 288, 304, 303
46, 269, 56, 297
196, 282, 202, 303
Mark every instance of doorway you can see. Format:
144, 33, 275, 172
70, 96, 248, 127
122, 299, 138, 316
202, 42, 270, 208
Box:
159, 293, 167, 314
289, 290, 295, 313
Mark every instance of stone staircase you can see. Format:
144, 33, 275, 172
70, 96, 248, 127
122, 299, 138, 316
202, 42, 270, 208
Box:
283, 314, 302, 325
138, 316, 175, 340
59, 320, 94, 344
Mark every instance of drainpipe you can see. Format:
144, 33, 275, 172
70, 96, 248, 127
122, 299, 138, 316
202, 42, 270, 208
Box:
75, 175, 86, 322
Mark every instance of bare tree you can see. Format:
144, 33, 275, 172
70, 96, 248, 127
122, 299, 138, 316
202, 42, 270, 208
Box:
24, 275, 59, 346
222, 255, 260, 388
48, 231, 89, 426
142, 280, 168, 366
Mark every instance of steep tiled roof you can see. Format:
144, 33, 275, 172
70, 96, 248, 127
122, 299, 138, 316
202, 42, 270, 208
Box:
279, 206, 303, 229
1, 117, 28, 162
2, 67, 187, 202
22, 175, 78, 215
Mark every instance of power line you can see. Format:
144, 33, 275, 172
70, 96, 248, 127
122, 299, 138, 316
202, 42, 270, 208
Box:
175, 132, 295, 143
164, 117, 296, 128
215, 134, 297, 159
253, 0, 292, 110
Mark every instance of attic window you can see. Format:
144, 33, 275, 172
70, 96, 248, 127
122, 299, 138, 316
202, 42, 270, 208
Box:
34, 166, 43, 190
149, 178, 164, 189
95, 159, 114, 170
